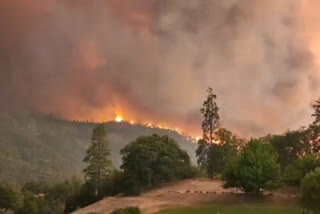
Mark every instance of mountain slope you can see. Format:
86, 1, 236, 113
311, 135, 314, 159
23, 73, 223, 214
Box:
0, 112, 196, 184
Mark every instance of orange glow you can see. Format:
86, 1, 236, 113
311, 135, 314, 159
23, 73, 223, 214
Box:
115, 115, 123, 123
67, 107, 201, 142
195, 136, 202, 141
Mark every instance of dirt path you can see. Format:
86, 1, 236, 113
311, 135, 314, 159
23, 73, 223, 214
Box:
71, 179, 299, 214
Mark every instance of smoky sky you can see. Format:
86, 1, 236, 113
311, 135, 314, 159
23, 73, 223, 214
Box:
1, 0, 320, 137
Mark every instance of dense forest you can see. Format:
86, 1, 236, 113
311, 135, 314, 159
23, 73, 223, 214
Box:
0, 112, 196, 184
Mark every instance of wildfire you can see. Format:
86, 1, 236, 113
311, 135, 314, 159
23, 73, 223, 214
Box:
115, 116, 123, 123
111, 111, 201, 143
195, 136, 202, 141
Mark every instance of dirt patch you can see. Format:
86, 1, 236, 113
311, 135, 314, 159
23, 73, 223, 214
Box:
71, 179, 299, 214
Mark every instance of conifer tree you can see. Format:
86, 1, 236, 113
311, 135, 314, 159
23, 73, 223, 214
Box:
200, 87, 220, 145
197, 88, 221, 178
83, 124, 113, 197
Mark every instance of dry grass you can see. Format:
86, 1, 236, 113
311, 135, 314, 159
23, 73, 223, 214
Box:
71, 179, 299, 214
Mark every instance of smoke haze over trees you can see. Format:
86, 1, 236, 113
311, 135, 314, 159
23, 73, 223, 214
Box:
1, 0, 320, 136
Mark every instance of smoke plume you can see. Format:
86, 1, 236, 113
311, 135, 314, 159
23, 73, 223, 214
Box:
1, 0, 320, 137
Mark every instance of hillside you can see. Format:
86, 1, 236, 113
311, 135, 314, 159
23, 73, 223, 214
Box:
0, 112, 196, 184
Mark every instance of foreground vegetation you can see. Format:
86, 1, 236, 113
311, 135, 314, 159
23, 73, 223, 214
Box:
155, 202, 302, 214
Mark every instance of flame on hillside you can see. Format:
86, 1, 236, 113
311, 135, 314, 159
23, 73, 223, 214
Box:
112, 114, 201, 143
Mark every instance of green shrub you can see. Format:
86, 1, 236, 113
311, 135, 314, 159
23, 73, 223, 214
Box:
223, 139, 281, 194
0, 184, 20, 212
110, 207, 140, 214
283, 155, 320, 187
301, 167, 320, 214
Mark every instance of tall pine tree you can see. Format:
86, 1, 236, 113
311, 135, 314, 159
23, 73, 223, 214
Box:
83, 124, 113, 197
200, 87, 220, 145
196, 88, 220, 178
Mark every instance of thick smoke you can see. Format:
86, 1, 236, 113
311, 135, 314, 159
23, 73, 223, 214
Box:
1, 0, 320, 137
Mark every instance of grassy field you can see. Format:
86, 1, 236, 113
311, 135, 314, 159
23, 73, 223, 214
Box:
155, 202, 302, 214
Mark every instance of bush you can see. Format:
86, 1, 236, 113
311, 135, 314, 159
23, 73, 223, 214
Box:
65, 182, 98, 213
100, 170, 127, 197
110, 207, 140, 214
0, 184, 20, 212
223, 139, 281, 194
301, 167, 320, 214
16, 200, 40, 214
283, 155, 320, 187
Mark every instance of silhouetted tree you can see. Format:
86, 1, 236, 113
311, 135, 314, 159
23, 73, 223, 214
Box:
83, 124, 113, 197
200, 88, 220, 145
196, 88, 222, 178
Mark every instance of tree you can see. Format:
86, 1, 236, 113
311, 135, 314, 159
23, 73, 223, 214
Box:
64, 182, 97, 213
196, 88, 221, 178
22, 182, 49, 195
312, 98, 320, 125
0, 184, 19, 212
223, 139, 281, 195
16, 200, 40, 214
216, 128, 246, 151
304, 125, 320, 155
196, 128, 242, 178
45, 177, 83, 214
200, 87, 220, 144
268, 130, 306, 171
283, 155, 320, 187
206, 144, 226, 177
196, 139, 209, 172
83, 124, 113, 197
308, 98, 320, 154
301, 167, 320, 214
120, 134, 193, 195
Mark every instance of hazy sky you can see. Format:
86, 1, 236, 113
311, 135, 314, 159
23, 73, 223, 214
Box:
1, 0, 320, 137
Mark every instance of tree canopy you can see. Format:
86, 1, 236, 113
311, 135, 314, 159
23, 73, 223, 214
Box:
200, 87, 220, 144
223, 139, 281, 194
301, 167, 320, 214
267, 130, 306, 170
283, 155, 320, 187
312, 98, 320, 126
120, 134, 193, 194
0, 184, 19, 212
196, 128, 242, 178
83, 124, 113, 197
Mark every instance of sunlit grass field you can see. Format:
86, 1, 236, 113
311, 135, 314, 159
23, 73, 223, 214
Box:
155, 202, 302, 214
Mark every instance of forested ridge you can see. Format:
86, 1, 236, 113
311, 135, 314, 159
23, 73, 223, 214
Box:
0, 112, 196, 184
